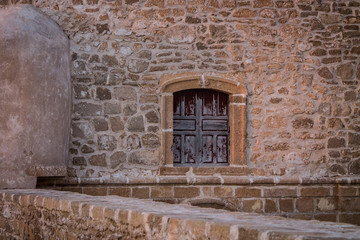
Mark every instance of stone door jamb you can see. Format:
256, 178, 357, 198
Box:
159, 73, 247, 175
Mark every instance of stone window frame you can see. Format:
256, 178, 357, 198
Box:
159, 73, 247, 176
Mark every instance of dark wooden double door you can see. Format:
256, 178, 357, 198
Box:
173, 89, 229, 166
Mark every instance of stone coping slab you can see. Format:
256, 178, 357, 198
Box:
1, 189, 360, 239
38, 176, 360, 186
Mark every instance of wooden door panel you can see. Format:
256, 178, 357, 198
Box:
173, 89, 229, 166
201, 135, 214, 163
173, 135, 181, 164
216, 135, 228, 163
202, 119, 228, 131
184, 93, 196, 116
173, 119, 196, 131
184, 135, 196, 163
202, 93, 214, 116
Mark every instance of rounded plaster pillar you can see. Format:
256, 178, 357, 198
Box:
0, 5, 71, 188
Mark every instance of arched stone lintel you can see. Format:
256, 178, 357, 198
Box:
160, 73, 246, 95
159, 73, 247, 176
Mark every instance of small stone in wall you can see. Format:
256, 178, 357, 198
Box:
110, 151, 127, 168
127, 134, 141, 150
349, 159, 360, 174
92, 118, 109, 132
348, 133, 360, 146
336, 63, 354, 80
292, 118, 314, 129
96, 87, 111, 100
344, 91, 357, 101
110, 117, 124, 132
114, 86, 137, 101
128, 149, 159, 165
328, 118, 344, 129
81, 145, 95, 154
89, 153, 107, 167
166, 25, 195, 44
127, 59, 149, 73
142, 133, 160, 148
102, 55, 119, 67
145, 110, 159, 123
98, 135, 117, 151
123, 103, 137, 116
265, 142, 290, 152
104, 103, 122, 115
329, 164, 346, 175
72, 157, 86, 166
319, 13, 342, 25
327, 137, 345, 148
317, 198, 335, 211
127, 116, 145, 132
74, 103, 102, 116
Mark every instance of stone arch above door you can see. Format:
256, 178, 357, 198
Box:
159, 73, 247, 176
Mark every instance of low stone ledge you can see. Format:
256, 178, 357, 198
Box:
38, 176, 360, 187
0, 189, 360, 239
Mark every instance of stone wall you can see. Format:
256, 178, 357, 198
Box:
1, 189, 360, 239
38, 176, 360, 226
1, 0, 359, 180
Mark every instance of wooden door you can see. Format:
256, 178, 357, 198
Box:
173, 89, 229, 166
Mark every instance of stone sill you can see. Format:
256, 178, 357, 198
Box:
37, 175, 360, 187
1, 189, 359, 239
26, 165, 67, 177
159, 165, 248, 176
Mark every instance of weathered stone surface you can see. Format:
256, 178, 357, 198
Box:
96, 87, 112, 100
110, 151, 126, 168
319, 14, 342, 24
253, 0, 273, 8
349, 160, 360, 174
328, 138, 345, 148
264, 115, 288, 128
265, 142, 290, 151
92, 118, 108, 132
123, 103, 137, 116
110, 117, 124, 132
98, 135, 117, 151
232, 9, 257, 18
345, 91, 357, 101
104, 103, 122, 115
166, 25, 195, 44
89, 154, 107, 167
127, 116, 145, 132
336, 63, 354, 79
0, 5, 70, 188
328, 118, 344, 129
75, 103, 102, 116
318, 103, 331, 116
145, 111, 159, 123
329, 164, 346, 175
127, 59, 149, 73
349, 133, 360, 146
81, 145, 95, 154
209, 25, 227, 38
129, 150, 159, 165
114, 86, 137, 101
292, 118, 314, 129
310, 18, 324, 30
317, 67, 333, 79
127, 134, 141, 150
142, 134, 160, 148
